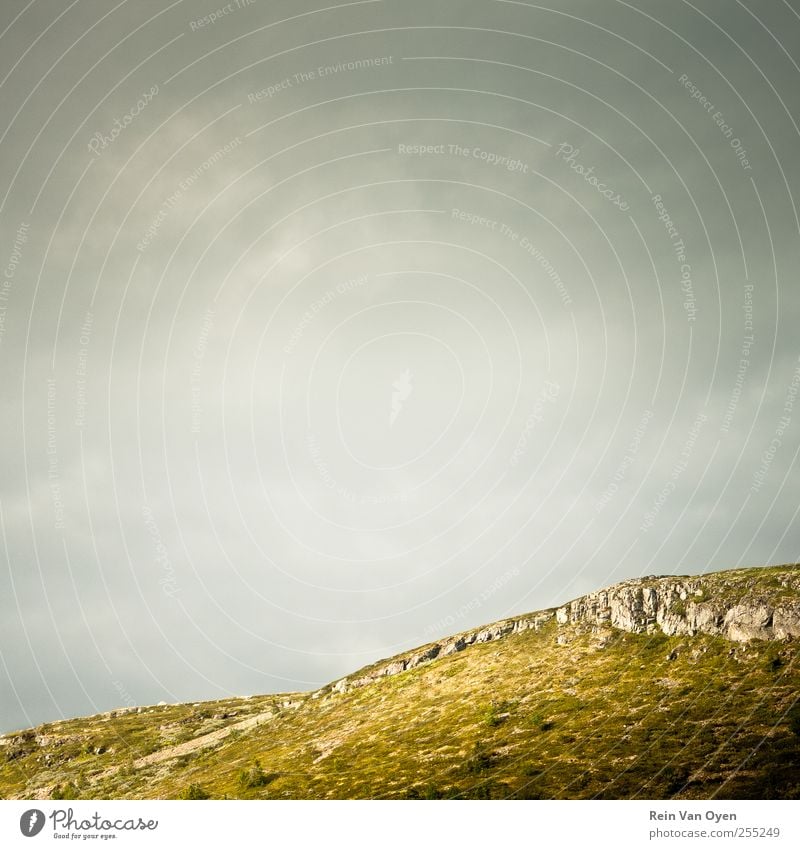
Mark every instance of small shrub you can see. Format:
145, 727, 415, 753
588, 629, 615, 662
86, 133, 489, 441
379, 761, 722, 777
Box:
51, 782, 79, 800
671, 599, 687, 617
118, 760, 135, 777
482, 700, 514, 728
179, 783, 210, 800
464, 742, 495, 775
661, 765, 690, 796
528, 710, 554, 731
238, 759, 276, 789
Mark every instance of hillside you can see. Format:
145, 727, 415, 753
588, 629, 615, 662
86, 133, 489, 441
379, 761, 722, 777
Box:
2, 564, 799, 800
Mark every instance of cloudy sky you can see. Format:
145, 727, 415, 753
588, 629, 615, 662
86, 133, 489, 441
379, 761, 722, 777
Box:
1, 0, 799, 733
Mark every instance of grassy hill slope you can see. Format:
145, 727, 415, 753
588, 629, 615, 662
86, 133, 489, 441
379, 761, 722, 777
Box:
2, 565, 799, 800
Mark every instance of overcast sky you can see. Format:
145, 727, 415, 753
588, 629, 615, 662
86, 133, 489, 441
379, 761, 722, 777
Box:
1, 0, 799, 733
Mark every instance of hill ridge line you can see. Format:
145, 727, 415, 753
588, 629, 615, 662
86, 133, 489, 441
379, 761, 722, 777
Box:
4, 566, 797, 732
324, 566, 800, 696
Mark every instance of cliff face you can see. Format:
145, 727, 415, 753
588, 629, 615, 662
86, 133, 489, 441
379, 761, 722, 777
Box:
330, 566, 800, 694
555, 572, 800, 642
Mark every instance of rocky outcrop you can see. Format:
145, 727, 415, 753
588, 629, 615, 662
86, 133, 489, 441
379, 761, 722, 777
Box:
330, 613, 553, 694
328, 567, 800, 696
555, 572, 800, 643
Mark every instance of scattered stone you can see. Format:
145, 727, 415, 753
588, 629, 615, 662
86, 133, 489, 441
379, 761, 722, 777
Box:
322, 569, 799, 697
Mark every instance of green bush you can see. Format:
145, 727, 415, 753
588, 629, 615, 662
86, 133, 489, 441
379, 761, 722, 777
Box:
464, 742, 495, 774
482, 700, 514, 727
179, 783, 210, 800
238, 759, 276, 789
51, 782, 79, 800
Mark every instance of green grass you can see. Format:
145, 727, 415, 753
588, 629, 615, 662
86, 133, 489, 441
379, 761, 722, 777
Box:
1, 564, 798, 800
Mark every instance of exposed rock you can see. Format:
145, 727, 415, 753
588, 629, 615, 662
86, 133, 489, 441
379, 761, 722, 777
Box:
553, 572, 800, 644
413, 645, 442, 664
326, 567, 799, 696
330, 611, 556, 694
724, 604, 773, 642
774, 604, 800, 639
